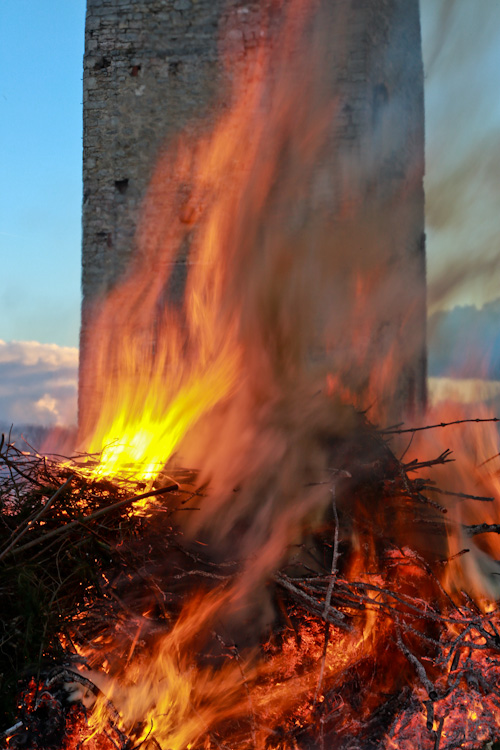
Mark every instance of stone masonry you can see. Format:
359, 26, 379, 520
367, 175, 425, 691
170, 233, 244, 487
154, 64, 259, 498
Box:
80, 0, 426, 424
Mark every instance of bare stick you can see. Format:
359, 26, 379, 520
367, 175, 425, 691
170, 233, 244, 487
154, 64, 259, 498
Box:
382, 417, 500, 435
478, 451, 500, 468
0, 448, 49, 489
323, 488, 340, 618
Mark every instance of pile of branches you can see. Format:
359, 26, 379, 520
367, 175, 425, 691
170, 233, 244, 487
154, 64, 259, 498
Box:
1, 422, 500, 750
0, 434, 182, 734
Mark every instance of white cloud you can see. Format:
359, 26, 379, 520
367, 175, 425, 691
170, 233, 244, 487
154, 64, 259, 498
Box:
35, 393, 59, 416
0, 339, 78, 368
0, 340, 78, 427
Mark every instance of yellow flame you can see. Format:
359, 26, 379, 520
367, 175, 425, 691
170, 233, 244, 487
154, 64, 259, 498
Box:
78, 0, 424, 487
89, 346, 241, 482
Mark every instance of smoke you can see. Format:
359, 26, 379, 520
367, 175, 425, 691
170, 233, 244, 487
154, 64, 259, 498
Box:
158, 0, 425, 586
421, 0, 500, 312
78, 0, 429, 639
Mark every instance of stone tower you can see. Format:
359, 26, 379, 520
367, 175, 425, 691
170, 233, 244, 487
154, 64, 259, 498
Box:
80, 0, 426, 428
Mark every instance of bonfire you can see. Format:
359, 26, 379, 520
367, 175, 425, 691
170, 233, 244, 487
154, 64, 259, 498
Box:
3, 414, 500, 750
2, 1, 500, 749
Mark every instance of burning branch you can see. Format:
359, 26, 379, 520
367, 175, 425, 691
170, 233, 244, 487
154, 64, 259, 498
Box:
2, 418, 500, 750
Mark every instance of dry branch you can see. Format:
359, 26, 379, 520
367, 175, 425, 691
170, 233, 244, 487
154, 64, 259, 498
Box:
2, 421, 500, 750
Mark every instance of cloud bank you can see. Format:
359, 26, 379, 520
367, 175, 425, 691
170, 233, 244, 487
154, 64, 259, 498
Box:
0, 340, 78, 428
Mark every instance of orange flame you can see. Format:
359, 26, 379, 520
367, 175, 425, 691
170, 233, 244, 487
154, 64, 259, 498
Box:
404, 400, 500, 602
79, 0, 425, 490
68, 0, 500, 745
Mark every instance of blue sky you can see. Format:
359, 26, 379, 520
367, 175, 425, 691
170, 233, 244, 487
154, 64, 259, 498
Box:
1, 0, 500, 426
0, 0, 85, 347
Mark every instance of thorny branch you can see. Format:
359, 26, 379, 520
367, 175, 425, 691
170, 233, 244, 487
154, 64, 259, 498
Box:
381, 417, 500, 435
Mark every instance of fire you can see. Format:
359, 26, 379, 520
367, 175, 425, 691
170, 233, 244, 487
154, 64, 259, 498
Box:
15, 0, 500, 747
78, 0, 424, 489
404, 400, 500, 601
66, 588, 405, 749
7, 419, 500, 749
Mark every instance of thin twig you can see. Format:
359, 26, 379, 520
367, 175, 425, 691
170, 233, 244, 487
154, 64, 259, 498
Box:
404, 450, 454, 472
382, 417, 500, 435
274, 573, 349, 629
0, 450, 49, 489
420, 486, 494, 502
478, 451, 500, 468
3, 483, 178, 558
0, 475, 74, 561
323, 488, 340, 617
